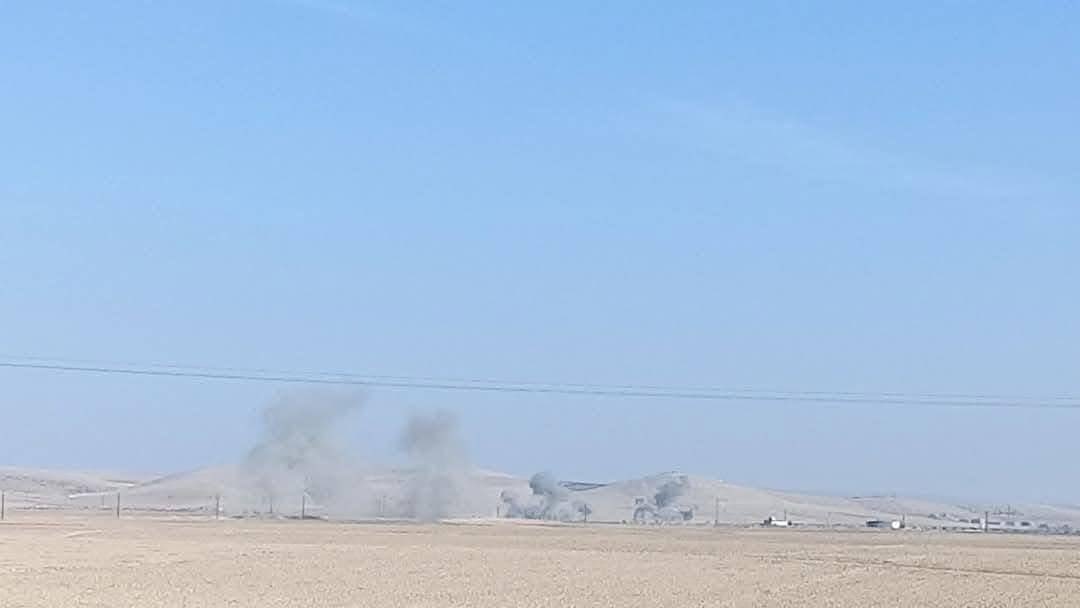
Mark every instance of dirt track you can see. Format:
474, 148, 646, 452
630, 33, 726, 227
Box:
2, 514, 1079, 607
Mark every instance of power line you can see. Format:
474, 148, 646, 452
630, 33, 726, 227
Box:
2, 354, 1077, 405
1, 358, 1078, 410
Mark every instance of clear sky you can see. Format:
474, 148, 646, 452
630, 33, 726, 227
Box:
2, 2, 1078, 503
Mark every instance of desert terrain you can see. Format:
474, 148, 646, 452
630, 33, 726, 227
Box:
4, 457, 1080, 606
2, 512, 1079, 607
5, 464, 1080, 530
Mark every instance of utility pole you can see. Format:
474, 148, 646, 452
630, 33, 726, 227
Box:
115, 493, 121, 519
215, 494, 221, 520
714, 497, 720, 527
1, 491, 5, 521
301, 494, 307, 520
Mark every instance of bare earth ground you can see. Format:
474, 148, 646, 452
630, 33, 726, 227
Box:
2, 514, 1080, 607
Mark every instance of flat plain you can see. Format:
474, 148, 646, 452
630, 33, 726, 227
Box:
2, 514, 1079, 607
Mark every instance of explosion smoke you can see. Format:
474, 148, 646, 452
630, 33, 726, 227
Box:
529, 471, 568, 517
634, 474, 693, 523
398, 409, 468, 521
500, 472, 591, 522
243, 389, 368, 517
654, 476, 689, 508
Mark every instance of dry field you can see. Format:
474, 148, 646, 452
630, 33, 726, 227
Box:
2, 514, 1079, 607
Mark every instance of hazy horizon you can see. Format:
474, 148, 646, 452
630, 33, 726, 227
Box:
3, 3, 1078, 505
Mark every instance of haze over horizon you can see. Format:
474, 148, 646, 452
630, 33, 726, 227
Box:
2, 2, 1078, 505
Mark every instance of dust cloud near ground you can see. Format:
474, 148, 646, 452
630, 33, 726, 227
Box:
243, 389, 369, 518
398, 409, 469, 521
10, 389, 1074, 530
152, 391, 495, 520
496, 472, 591, 522
2, 514, 1079, 607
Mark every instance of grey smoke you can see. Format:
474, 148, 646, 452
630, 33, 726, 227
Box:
244, 389, 368, 517
654, 476, 689, 508
398, 409, 468, 521
634, 475, 693, 523
500, 490, 538, 519
529, 471, 568, 513
501, 472, 591, 522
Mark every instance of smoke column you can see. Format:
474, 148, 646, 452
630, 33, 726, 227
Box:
529, 471, 568, 518
244, 389, 367, 517
634, 475, 692, 523
654, 477, 689, 508
501, 472, 591, 521
399, 409, 468, 521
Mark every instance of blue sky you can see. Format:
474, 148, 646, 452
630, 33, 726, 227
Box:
2, 2, 1078, 502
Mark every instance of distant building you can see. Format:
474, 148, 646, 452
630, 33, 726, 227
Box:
763, 516, 791, 527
